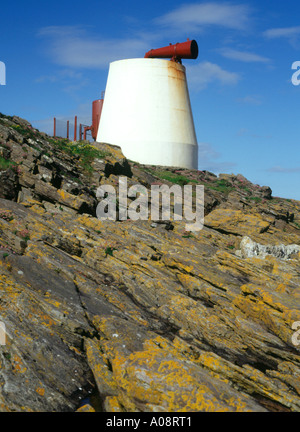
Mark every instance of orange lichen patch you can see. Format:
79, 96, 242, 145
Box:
35, 387, 45, 396
76, 404, 95, 412
42, 295, 63, 310
156, 293, 210, 332
22, 201, 46, 213
240, 365, 299, 408
104, 396, 123, 412
197, 353, 300, 410
175, 272, 191, 286
276, 283, 289, 293
0, 273, 23, 305
269, 362, 300, 396
241, 284, 285, 312
232, 285, 300, 345
26, 302, 57, 331
101, 336, 254, 412
216, 250, 271, 282
194, 352, 231, 384
56, 189, 69, 201
85, 338, 118, 396
234, 294, 278, 328
282, 309, 300, 325
75, 214, 104, 232
25, 243, 49, 262
197, 352, 224, 371
162, 255, 194, 274
12, 355, 27, 374
126, 311, 148, 327
39, 313, 56, 329
204, 209, 270, 236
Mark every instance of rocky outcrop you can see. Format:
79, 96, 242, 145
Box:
239, 236, 300, 259
0, 113, 299, 412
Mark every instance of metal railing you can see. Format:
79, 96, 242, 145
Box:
53, 116, 93, 141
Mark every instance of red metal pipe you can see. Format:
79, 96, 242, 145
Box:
144, 39, 198, 62
91, 99, 103, 140
53, 117, 56, 137
67, 120, 69, 139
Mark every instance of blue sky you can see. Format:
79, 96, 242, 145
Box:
1, 0, 300, 200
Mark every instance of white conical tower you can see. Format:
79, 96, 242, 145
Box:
97, 41, 198, 169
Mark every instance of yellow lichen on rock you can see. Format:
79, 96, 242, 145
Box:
0, 115, 300, 412
205, 209, 270, 235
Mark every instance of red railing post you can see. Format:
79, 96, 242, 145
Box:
53, 117, 56, 137
74, 116, 77, 141
67, 120, 69, 140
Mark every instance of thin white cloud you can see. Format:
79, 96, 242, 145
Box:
236, 128, 272, 139
38, 26, 85, 38
186, 61, 240, 91
221, 48, 270, 63
38, 26, 241, 90
198, 142, 221, 160
38, 25, 150, 69
263, 26, 300, 39
155, 2, 251, 31
267, 166, 300, 173
198, 142, 236, 173
35, 69, 85, 83
236, 95, 263, 105
35, 68, 90, 100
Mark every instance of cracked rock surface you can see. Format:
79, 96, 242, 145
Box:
0, 113, 299, 412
